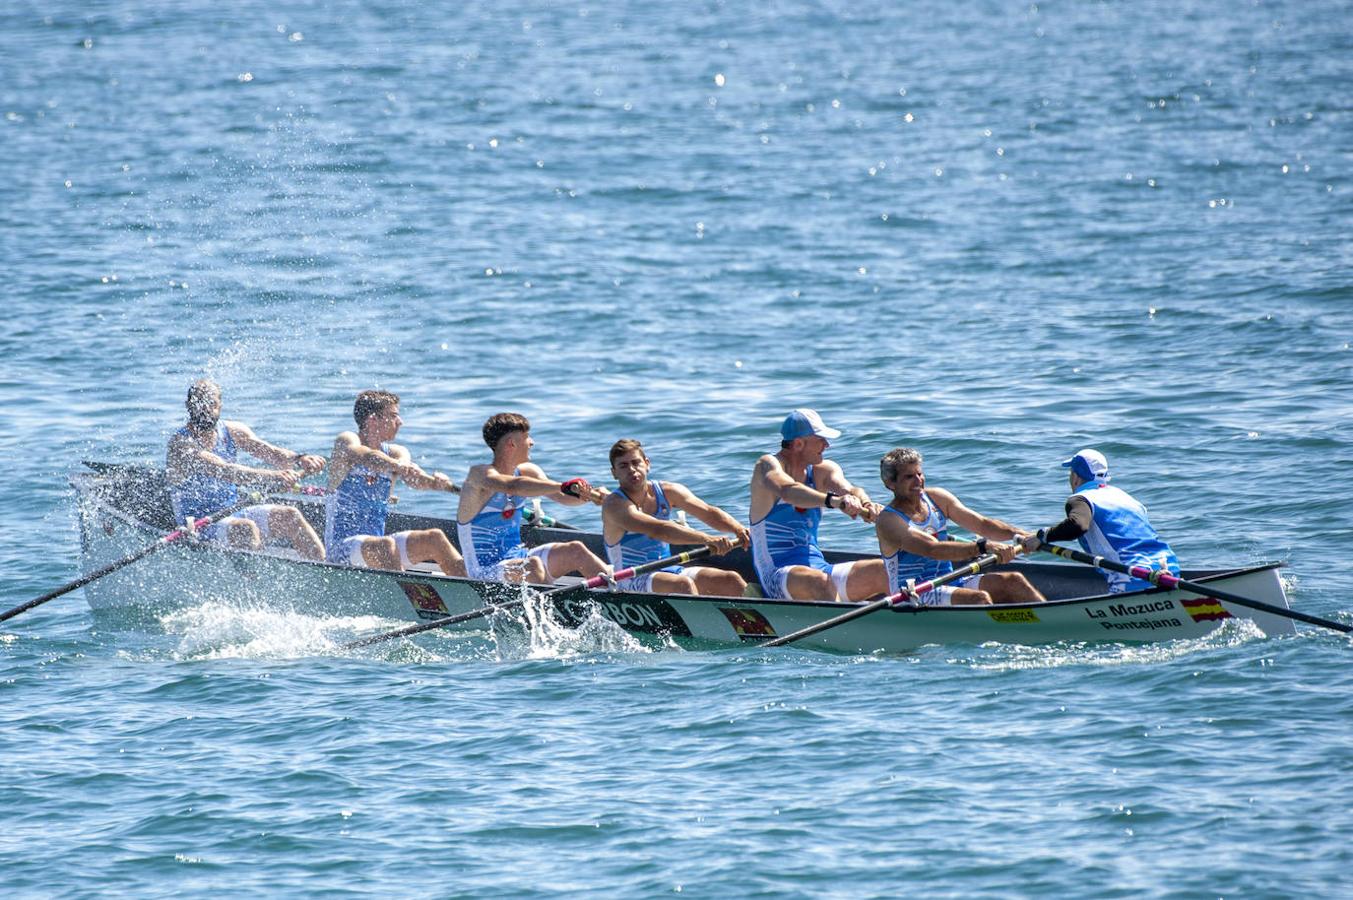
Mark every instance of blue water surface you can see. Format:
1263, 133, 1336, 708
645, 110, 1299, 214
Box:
2, 0, 1351, 896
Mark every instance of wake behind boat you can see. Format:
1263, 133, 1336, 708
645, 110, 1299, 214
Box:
71, 463, 1297, 653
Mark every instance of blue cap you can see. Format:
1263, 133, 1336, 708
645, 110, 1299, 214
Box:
1061, 448, 1109, 482
781, 409, 841, 441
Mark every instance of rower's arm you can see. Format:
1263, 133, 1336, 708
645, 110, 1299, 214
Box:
482, 463, 575, 501
331, 432, 405, 475
664, 482, 749, 545
516, 463, 607, 506
930, 487, 1029, 541
1043, 496, 1093, 542
758, 457, 834, 510
226, 421, 325, 475
889, 519, 992, 562
167, 432, 293, 488
608, 494, 723, 546
813, 460, 881, 521
386, 445, 456, 492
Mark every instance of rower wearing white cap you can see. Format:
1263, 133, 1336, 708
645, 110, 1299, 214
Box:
748, 409, 888, 601
876, 447, 1044, 605
1020, 449, 1179, 594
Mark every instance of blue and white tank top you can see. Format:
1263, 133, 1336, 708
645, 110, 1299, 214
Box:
324, 445, 393, 560
457, 469, 524, 572
751, 465, 827, 584
1073, 482, 1180, 593
606, 481, 677, 571
168, 424, 240, 524
882, 492, 954, 592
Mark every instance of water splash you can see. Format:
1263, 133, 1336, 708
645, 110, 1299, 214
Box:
958, 617, 1268, 671
489, 589, 652, 660
159, 601, 373, 660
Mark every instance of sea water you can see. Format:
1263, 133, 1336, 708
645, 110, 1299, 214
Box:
2, 1, 1351, 895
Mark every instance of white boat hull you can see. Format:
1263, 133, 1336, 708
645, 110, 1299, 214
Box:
74, 468, 1298, 653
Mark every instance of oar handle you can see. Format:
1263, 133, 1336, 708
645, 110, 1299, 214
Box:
1036, 542, 1352, 636
343, 546, 718, 650
885, 551, 1006, 608
583, 545, 715, 590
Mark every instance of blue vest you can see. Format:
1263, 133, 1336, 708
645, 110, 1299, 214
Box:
751, 465, 827, 580
881, 492, 953, 592
457, 469, 524, 571
168, 424, 239, 523
1073, 481, 1180, 593
324, 446, 393, 559
606, 480, 678, 571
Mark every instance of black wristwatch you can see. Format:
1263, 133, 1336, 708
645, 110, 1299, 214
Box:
974, 537, 989, 557
824, 491, 837, 509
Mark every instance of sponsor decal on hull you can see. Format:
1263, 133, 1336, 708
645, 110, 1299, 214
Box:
1083, 596, 1187, 633
988, 609, 1039, 624
718, 607, 778, 640
554, 593, 694, 637
399, 581, 449, 620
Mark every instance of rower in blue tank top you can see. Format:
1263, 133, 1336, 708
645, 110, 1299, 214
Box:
323, 389, 464, 576
750, 464, 828, 577
169, 422, 240, 528
457, 468, 541, 579
875, 446, 1045, 606
164, 379, 325, 558
882, 491, 952, 586
748, 409, 890, 602
605, 479, 682, 589
457, 412, 611, 584
601, 439, 747, 596
324, 444, 395, 561
1030, 449, 1180, 594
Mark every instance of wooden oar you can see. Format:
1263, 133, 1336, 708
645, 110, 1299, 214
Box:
0, 496, 264, 624
342, 546, 715, 650
1035, 541, 1352, 636
760, 551, 1009, 648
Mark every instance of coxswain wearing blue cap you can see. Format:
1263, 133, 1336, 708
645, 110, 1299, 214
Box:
456, 412, 610, 584
1019, 449, 1180, 594
324, 390, 465, 576
602, 439, 749, 597
747, 409, 889, 602
876, 447, 1044, 605
166, 379, 325, 559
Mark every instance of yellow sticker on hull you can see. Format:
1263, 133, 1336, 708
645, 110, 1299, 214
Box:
988, 609, 1040, 624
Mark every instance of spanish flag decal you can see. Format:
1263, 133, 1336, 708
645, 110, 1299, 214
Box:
399, 582, 449, 619
1180, 597, 1232, 622
719, 607, 778, 640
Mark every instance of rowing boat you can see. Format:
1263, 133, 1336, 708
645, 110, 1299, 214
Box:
72, 464, 1297, 652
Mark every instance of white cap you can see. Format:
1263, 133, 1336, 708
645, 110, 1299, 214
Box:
1061, 448, 1110, 482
